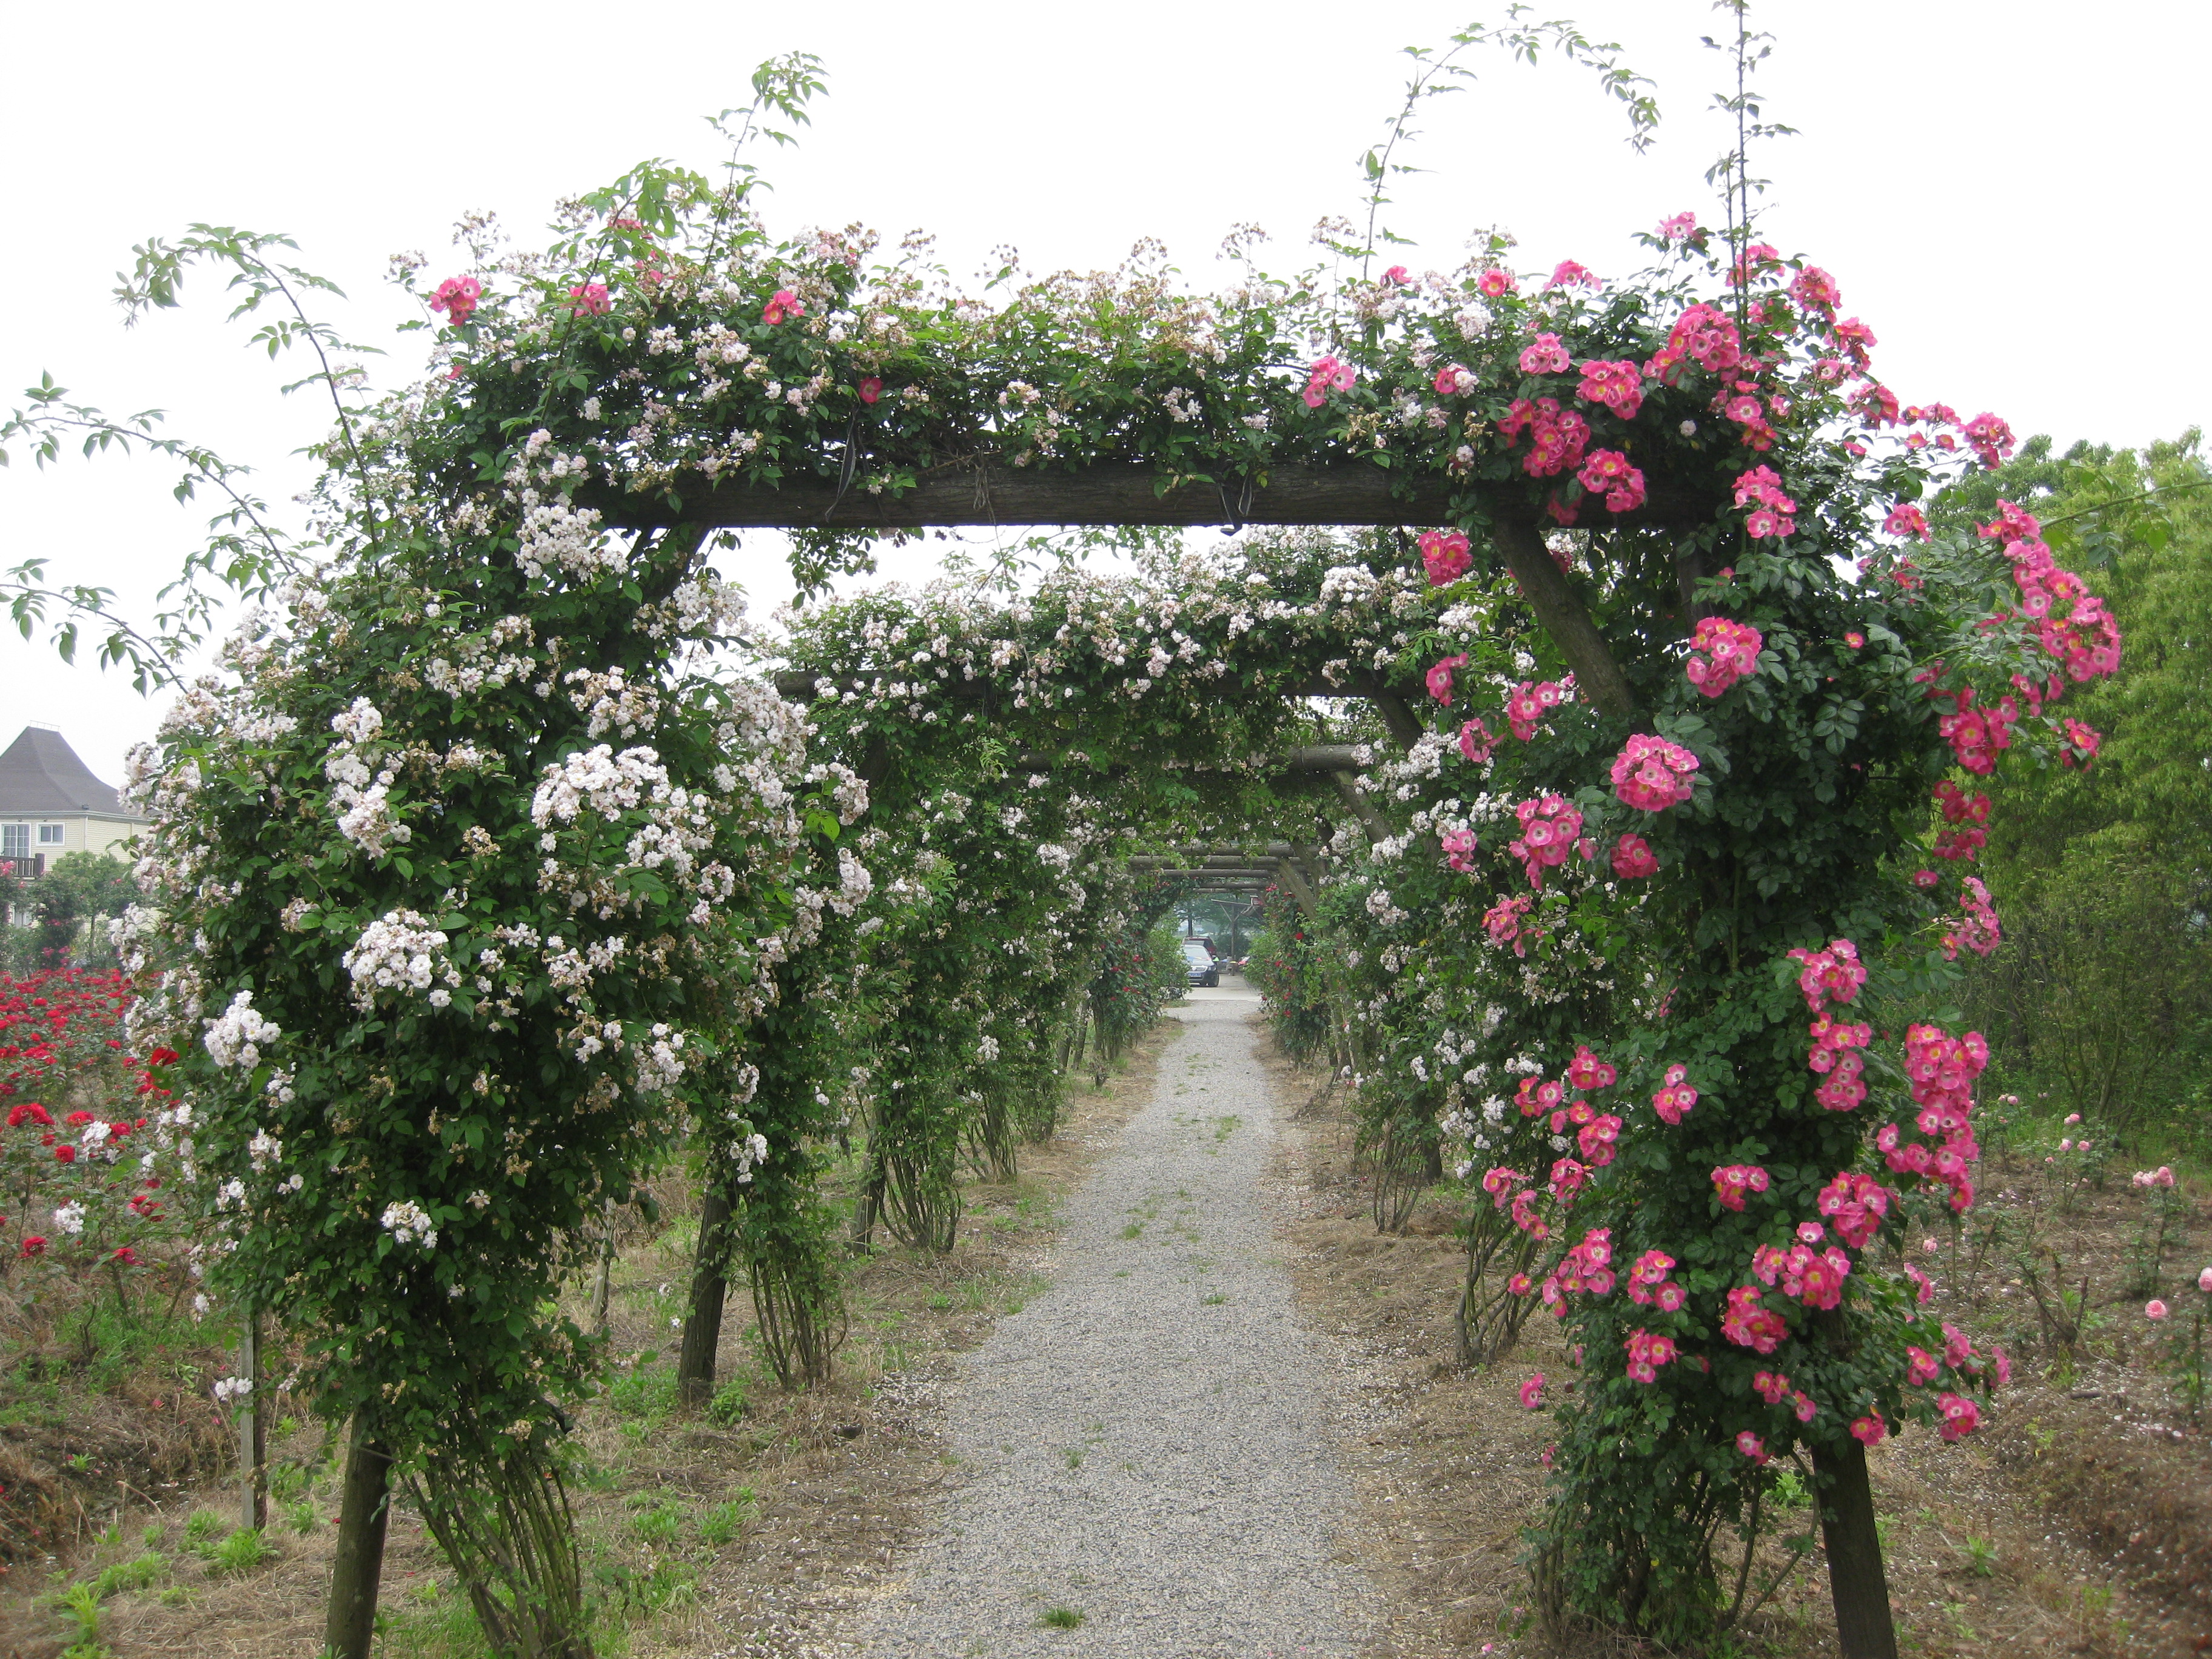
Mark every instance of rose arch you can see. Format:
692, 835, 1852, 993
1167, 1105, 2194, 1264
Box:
1, 48, 2123, 1659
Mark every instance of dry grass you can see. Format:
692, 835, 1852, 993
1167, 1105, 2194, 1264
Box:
1262, 1032, 2200, 1658
0, 1023, 1175, 1659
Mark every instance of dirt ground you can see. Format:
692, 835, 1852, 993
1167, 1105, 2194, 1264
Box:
1263, 1030, 2212, 1658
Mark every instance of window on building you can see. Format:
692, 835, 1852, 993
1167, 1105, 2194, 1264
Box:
1, 826, 27, 860
37, 824, 64, 846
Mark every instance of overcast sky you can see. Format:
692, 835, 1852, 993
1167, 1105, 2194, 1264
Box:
2, 0, 2200, 787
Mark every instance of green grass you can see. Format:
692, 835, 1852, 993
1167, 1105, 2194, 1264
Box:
1039, 1606, 1085, 1629
608, 1361, 680, 1437
181, 1510, 226, 1551
90, 1553, 166, 1599
629, 1497, 683, 1547
207, 1526, 274, 1575
698, 1492, 754, 1547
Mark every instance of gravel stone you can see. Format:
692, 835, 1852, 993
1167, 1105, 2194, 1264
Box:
856, 990, 1378, 1657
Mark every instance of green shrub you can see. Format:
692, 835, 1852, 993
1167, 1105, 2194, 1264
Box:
90, 1553, 166, 1599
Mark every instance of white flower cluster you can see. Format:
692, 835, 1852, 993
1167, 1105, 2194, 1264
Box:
514, 494, 626, 583
1034, 842, 1074, 873
635, 1024, 688, 1094
532, 744, 671, 826
726, 1131, 769, 1185
325, 699, 411, 857
204, 989, 281, 1070
977, 1035, 1000, 1064
381, 1199, 437, 1249
342, 911, 456, 1006
53, 1200, 87, 1236
212, 1376, 253, 1403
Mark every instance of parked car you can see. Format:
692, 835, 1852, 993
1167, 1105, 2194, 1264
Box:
1182, 939, 1219, 988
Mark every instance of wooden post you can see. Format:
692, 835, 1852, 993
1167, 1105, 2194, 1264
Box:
677, 1183, 734, 1409
324, 1416, 392, 1659
237, 1312, 265, 1530
1812, 1436, 1899, 1659
591, 1199, 617, 1337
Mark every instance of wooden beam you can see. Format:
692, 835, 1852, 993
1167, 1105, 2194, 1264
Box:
587, 461, 1712, 532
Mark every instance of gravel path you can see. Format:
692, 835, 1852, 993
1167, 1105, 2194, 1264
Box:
856, 989, 1375, 1658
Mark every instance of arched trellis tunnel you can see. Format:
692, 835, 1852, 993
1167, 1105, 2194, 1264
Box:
71, 77, 2119, 1657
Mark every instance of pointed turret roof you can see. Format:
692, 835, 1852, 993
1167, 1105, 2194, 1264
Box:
0, 726, 138, 817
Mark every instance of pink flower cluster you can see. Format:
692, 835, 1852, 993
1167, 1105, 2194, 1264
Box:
1962, 412, 2016, 470
568, 281, 611, 318
1752, 1234, 1853, 1310
1646, 303, 1743, 382
1656, 212, 1698, 241
430, 275, 481, 327
1981, 501, 2123, 685
1850, 1415, 1888, 1447
1519, 333, 1572, 375
1626, 1248, 1684, 1311
1934, 685, 2020, 776
1611, 834, 1658, 879
1567, 1045, 1617, 1090
1577, 1113, 1623, 1167
2131, 1165, 2178, 1189
1542, 1227, 1616, 1306
1721, 1285, 1787, 1353
1882, 501, 1931, 541
1458, 717, 1497, 764
1808, 1011, 1874, 1110
1419, 529, 1472, 586
1426, 653, 1469, 703
1516, 1074, 1566, 1118
1477, 268, 1518, 298
1817, 1171, 1891, 1248
1733, 465, 1797, 538
1576, 448, 1647, 513
1685, 616, 1765, 698
1711, 1163, 1771, 1212
762, 287, 805, 324
1484, 893, 1537, 956
1504, 678, 1569, 740
1439, 829, 1480, 873
1936, 1391, 1982, 1441
1577, 359, 1644, 421
1499, 397, 1590, 478
1786, 937, 1866, 1014
1610, 734, 1699, 812
1651, 1064, 1698, 1124
1433, 361, 1477, 397
1752, 1370, 1820, 1422
1623, 1327, 1678, 1383
1877, 1023, 1988, 1212
1790, 265, 1841, 312
1509, 795, 1586, 890
1939, 876, 2002, 960
1932, 781, 1989, 862
1303, 354, 1356, 408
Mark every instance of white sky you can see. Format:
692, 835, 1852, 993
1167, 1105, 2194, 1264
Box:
2, 0, 2201, 786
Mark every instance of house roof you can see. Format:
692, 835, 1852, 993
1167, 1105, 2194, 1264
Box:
0, 726, 140, 818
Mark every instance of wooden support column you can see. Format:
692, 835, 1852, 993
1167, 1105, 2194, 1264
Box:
1491, 520, 1638, 722
236, 1312, 265, 1531
325, 1416, 392, 1659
